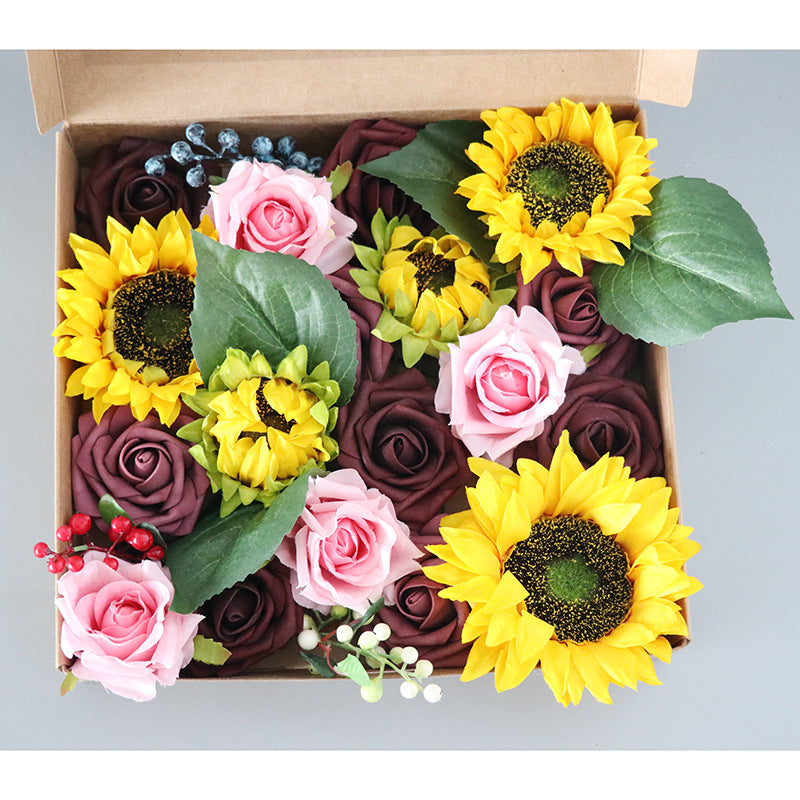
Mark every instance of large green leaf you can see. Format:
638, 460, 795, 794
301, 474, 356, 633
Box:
164, 472, 311, 614
360, 119, 496, 265
190, 232, 359, 403
593, 177, 792, 345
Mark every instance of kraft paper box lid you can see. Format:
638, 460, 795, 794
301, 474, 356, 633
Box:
27, 49, 697, 135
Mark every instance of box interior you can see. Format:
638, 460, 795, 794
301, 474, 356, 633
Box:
38, 49, 695, 679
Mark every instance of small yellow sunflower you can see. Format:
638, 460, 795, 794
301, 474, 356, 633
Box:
179, 347, 340, 517
53, 210, 218, 426
423, 431, 701, 706
351, 213, 517, 367
457, 99, 659, 282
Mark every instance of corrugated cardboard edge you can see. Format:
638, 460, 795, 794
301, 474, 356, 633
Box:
27, 50, 64, 135
639, 50, 697, 108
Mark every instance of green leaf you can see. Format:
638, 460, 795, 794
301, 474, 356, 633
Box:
327, 160, 353, 199
60, 671, 78, 696
299, 650, 337, 678
192, 635, 232, 666
351, 597, 386, 632
163, 472, 311, 614
581, 342, 607, 365
360, 119, 496, 265
335, 653, 371, 687
190, 232, 359, 403
208, 174, 225, 186
592, 177, 793, 346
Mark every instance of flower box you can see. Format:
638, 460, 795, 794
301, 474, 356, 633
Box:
28, 48, 700, 691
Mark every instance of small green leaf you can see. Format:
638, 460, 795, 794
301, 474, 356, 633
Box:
192, 635, 232, 666
190, 232, 359, 404
97, 494, 129, 525
593, 177, 793, 345
60, 671, 78, 696
208, 174, 225, 186
361, 119, 495, 265
581, 342, 607, 365
164, 472, 312, 614
351, 597, 386, 632
336, 653, 371, 687
327, 160, 353, 199
401, 333, 430, 367
299, 650, 337, 678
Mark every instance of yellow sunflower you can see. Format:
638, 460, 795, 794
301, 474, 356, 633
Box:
423, 431, 701, 706
53, 210, 217, 426
351, 213, 517, 367
179, 347, 340, 517
457, 99, 659, 282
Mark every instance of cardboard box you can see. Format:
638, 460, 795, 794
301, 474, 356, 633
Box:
27, 49, 697, 680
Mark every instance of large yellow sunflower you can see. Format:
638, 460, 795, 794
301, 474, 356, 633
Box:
423, 431, 701, 706
457, 99, 659, 282
54, 210, 217, 426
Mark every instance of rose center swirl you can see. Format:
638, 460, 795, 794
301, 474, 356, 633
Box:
503, 515, 632, 643
408, 250, 457, 295
505, 140, 610, 229
111, 270, 194, 380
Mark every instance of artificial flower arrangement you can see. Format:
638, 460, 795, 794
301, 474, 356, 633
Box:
40, 100, 791, 706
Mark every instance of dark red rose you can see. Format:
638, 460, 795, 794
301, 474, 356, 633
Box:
514, 372, 664, 479
321, 118, 435, 246
183, 561, 303, 678
335, 369, 471, 528
514, 261, 639, 377
378, 555, 469, 669
71, 405, 209, 539
74, 136, 216, 248
327, 264, 394, 383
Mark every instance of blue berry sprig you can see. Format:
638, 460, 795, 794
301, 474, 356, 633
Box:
144, 123, 325, 188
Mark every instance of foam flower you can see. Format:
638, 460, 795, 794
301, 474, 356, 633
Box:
457, 100, 658, 282
53, 210, 216, 426
435, 304, 585, 466
204, 159, 356, 274
274, 469, 423, 614
179, 346, 340, 517
424, 431, 701, 705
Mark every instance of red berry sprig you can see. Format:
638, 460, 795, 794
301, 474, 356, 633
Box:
34, 509, 167, 575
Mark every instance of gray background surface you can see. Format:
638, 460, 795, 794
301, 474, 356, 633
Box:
1, 49, 797, 750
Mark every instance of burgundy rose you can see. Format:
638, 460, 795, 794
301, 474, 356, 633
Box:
183, 561, 303, 678
327, 264, 394, 383
377, 555, 469, 669
514, 261, 639, 377
71, 405, 209, 539
335, 369, 472, 528
321, 118, 435, 246
513, 372, 664, 480
74, 136, 216, 248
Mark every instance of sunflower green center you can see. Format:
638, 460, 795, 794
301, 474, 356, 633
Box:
408, 250, 456, 295
503, 515, 632, 643
111, 270, 194, 380
505, 140, 610, 229
239, 378, 294, 441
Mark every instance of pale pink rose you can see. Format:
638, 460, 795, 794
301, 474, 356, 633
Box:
205, 159, 356, 274
55, 552, 202, 702
274, 469, 422, 614
435, 305, 586, 466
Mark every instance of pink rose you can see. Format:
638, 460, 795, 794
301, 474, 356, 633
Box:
205, 159, 356, 274
55, 553, 202, 702
435, 305, 586, 466
274, 469, 422, 614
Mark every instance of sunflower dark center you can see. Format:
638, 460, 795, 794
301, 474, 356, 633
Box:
505, 140, 610, 229
239, 378, 293, 441
408, 250, 456, 295
503, 515, 632, 643
111, 270, 194, 379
